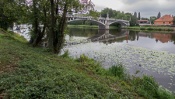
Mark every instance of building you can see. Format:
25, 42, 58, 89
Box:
137, 20, 151, 26
80, 0, 95, 14
154, 15, 173, 25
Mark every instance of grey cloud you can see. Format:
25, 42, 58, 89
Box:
122, 0, 137, 4
122, 0, 175, 17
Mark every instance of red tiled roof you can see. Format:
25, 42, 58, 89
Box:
155, 15, 173, 22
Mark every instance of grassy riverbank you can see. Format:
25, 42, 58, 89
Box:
0, 29, 174, 98
67, 25, 120, 29
68, 25, 175, 32
126, 26, 175, 32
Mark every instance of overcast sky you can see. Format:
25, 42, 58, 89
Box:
91, 0, 175, 18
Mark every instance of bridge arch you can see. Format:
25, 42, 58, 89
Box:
67, 19, 105, 27
109, 20, 129, 26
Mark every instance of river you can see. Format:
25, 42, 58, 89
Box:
61, 28, 175, 93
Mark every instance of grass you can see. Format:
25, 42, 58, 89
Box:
67, 25, 120, 29
67, 25, 99, 29
126, 26, 175, 32
0, 29, 175, 98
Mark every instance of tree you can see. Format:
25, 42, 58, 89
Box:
157, 12, 161, 19
88, 10, 100, 19
129, 12, 138, 26
173, 16, 175, 25
0, 0, 26, 30
150, 16, 157, 24
100, 8, 131, 20
134, 12, 137, 18
26, 0, 81, 53
0, 0, 81, 53
48, 0, 81, 53
130, 15, 138, 26
138, 12, 141, 20
0, 0, 27, 33
101, 8, 113, 18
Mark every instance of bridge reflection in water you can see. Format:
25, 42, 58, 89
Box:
66, 28, 129, 45
88, 29, 129, 43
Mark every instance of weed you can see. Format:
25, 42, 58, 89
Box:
61, 50, 70, 58
108, 65, 126, 79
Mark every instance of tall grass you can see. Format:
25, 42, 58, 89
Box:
106, 64, 174, 99
108, 65, 126, 79
132, 76, 174, 99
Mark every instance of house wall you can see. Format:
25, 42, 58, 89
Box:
154, 21, 173, 25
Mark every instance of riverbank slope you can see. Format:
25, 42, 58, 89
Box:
0, 29, 174, 98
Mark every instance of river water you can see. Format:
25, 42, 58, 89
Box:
61, 28, 175, 93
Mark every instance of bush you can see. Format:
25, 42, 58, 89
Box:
132, 75, 174, 99
140, 28, 145, 30
61, 50, 70, 58
108, 65, 126, 79
147, 28, 154, 30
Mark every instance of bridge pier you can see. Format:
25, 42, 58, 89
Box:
98, 25, 109, 30
105, 25, 109, 30
98, 25, 105, 30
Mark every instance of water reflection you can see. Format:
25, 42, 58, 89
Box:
69, 28, 175, 53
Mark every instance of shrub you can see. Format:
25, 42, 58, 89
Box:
140, 28, 145, 30
132, 75, 174, 99
108, 65, 126, 79
147, 28, 154, 30
61, 50, 70, 58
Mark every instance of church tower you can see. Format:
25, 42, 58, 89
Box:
80, 0, 95, 14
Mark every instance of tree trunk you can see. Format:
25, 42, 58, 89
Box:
30, 0, 39, 45
56, 3, 68, 53
32, 6, 47, 47
50, 0, 57, 53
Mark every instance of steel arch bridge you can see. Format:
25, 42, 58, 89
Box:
67, 14, 130, 29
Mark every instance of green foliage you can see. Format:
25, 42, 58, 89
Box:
147, 27, 153, 30
138, 12, 141, 20
108, 65, 126, 79
150, 16, 157, 24
140, 28, 145, 30
78, 54, 89, 63
0, 0, 27, 30
61, 50, 70, 58
173, 16, 175, 25
88, 10, 100, 19
130, 15, 138, 26
100, 8, 131, 20
157, 12, 161, 19
0, 33, 118, 98
127, 26, 174, 32
132, 76, 174, 99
